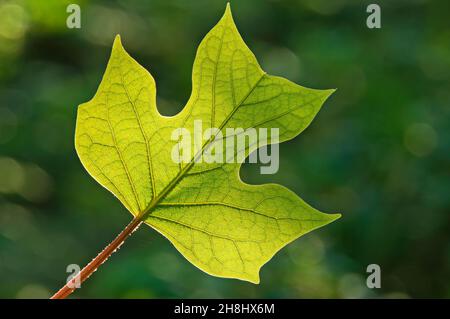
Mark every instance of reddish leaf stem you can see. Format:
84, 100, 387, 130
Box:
50, 217, 143, 299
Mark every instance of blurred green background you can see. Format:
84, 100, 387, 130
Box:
0, 0, 449, 298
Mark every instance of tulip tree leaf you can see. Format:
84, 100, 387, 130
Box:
75, 4, 340, 283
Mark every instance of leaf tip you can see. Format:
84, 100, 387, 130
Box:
111, 34, 131, 60
113, 34, 121, 43
248, 272, 261, 285
224, 2, 233, 19
113, 34, 123, 49
324, 88, 337, 97
315, 88, 336, 109
329, 212, 342, 223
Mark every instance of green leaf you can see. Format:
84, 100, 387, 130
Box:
75, 4, 340, 284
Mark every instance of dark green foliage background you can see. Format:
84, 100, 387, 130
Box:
0, 0, 448, 298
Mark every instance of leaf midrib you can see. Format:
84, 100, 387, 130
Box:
138, 72, 267, 220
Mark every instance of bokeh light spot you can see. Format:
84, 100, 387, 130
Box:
16, 284, 50, 299
404, 123, 438, 157
0, 156, 25, 193
0, 3, 29, 40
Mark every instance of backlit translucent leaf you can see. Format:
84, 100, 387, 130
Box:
75, 4, 340, 283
